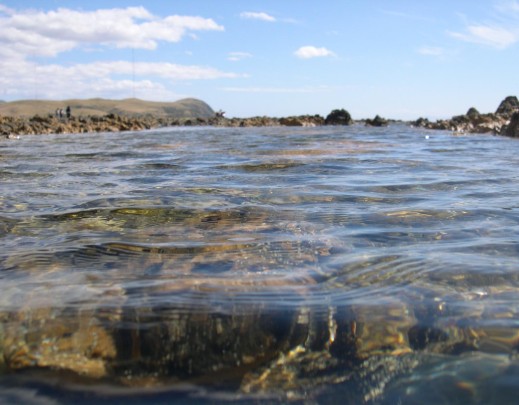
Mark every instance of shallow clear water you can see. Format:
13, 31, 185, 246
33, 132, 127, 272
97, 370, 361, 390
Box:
2, 125, 519, 403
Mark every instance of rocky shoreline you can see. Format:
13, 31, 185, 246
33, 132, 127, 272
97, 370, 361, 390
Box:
2, 97, 519, 138
412, 96, 519, 136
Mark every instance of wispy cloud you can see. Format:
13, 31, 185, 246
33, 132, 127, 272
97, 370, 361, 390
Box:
228, 52, 253, 62
239, 11, 276, 22
449, 25, 518, 49
379, 9, 437, 23
294, 46, 336, 59
222, 86, 331, 94
0, 59, 244, 100
449, 2, 519, 49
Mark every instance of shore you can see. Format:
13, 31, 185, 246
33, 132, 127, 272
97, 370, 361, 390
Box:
2, 97, 519, 138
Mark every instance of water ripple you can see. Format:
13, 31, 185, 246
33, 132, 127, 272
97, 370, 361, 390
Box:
3, 125, 519, 400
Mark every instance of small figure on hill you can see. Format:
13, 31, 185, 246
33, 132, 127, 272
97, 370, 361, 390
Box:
59, 109, 64, 118
66, 106, 71, 119
55, 108, 60, 118
215, 109, 225, 118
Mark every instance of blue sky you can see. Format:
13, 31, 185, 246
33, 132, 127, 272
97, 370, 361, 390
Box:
0, 1, 518, 119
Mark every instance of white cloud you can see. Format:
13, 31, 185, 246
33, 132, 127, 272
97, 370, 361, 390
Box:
0, 59, 244, 101
0, 5, 243, 101
228, 52, 253, 61
0, 5, 224, 58
79, 61, 244, 80
294, 46, 336, 59
240, 11, 276, 22
449, 25, 517, 49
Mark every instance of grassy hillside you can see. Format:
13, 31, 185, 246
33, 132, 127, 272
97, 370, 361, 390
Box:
0, 98, 215, 118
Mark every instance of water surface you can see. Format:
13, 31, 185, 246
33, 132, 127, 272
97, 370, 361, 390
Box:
2, 125, 519, 403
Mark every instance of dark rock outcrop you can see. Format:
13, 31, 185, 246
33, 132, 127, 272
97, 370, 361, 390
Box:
413, 96, 518, 136
1, 113, 333, 136
365, 115, 388, 127
496, 96, 519, 116
0, 114, 176, 137
466, 107, 480, 118
505, 112, 519, 137
413, 113, 508, 134
325, 109, 353, 125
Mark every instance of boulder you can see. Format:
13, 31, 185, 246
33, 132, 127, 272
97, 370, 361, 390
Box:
365, 115, 388, 127
466, 107, 480, 118
505, 112, 519, 137
325, 109, 353, 125
496, 96, 519, 115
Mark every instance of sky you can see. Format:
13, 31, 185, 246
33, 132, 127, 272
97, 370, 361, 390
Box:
0, 1, 518, 120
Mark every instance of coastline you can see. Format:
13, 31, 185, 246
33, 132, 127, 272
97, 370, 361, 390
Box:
1, 96, 518, 138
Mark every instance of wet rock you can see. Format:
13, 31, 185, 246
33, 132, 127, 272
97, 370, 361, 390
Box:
496, 96, 519, 116
279, 115, 324, 127
505, 112, 519, 138
0, 114, 178, 136
412, 96, 517, 135
325, 109, 353, 125
2, 308, 116, 378
279, 117, 304, 126
365, 115, 388, 127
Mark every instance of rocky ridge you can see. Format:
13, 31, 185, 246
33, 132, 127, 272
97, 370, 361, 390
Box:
2, 96, 519, 138
0, 110, 351, 137
413, 96, 519, 135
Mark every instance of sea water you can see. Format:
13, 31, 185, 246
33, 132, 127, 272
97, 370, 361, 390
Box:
1, 124, 519, 404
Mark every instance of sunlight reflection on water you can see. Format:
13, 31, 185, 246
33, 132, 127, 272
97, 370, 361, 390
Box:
2, 125, 519, 403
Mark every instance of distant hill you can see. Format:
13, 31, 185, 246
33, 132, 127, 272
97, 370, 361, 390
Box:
0, 98, 215, 118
